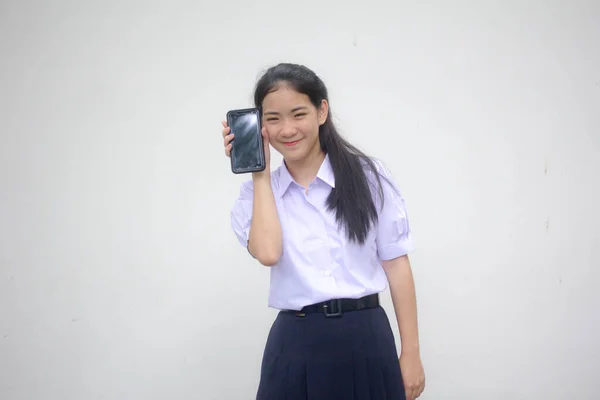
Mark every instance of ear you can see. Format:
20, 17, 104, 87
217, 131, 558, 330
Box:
317, 99, 329, 126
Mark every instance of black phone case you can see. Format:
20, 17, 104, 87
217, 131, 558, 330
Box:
226, 108, 266, 174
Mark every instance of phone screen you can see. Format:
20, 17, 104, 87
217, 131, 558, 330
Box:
228, 108, 265, 173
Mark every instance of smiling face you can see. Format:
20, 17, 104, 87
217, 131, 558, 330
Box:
261, 84, 328, 163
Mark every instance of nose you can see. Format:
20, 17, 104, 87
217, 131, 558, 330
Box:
280, 119, 297, 137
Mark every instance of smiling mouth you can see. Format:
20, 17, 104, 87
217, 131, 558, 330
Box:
282, 139, 301, 147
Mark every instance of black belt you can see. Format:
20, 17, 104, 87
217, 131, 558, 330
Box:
289, 294, 380, 318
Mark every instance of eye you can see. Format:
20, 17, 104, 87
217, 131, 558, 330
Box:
266, 117, 279, 122
295, 113, 306, 118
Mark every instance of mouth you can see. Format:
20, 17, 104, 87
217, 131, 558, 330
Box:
282, 139, 302, 147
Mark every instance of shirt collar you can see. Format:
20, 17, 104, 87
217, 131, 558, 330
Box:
277, 154, 335, 198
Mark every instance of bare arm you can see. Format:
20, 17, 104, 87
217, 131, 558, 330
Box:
382, 254, 420, 354
223, 121, 282, 266
247, 172, 282, 266
382, 254, 425, 399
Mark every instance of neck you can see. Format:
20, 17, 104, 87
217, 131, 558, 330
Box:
285, 145, 325, 188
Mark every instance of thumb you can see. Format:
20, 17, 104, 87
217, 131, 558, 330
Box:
261, 126, 270, 163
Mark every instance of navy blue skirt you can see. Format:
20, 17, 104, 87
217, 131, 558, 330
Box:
256, 305, 406, 400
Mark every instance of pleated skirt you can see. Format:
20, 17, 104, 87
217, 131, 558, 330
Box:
256, 305, 406, 400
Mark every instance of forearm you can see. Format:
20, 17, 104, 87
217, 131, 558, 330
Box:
383, 255, 420, 354
248, 172, 282, 266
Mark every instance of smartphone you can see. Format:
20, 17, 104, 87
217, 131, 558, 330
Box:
226, 108, 266, 174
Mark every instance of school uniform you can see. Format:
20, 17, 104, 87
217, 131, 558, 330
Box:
230, 154, 414, 400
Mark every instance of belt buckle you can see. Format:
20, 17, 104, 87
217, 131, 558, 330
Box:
323, 299, 342, 318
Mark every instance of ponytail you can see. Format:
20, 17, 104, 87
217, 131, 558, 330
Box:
320, 116, 384, 244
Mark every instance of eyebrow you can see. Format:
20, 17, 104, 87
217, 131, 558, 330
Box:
263, 106, 309, 116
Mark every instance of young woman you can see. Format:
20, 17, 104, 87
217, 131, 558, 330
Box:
221, 63, 426, 400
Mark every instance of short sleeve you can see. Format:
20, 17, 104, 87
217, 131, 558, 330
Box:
230, 180, 254, 249
371, 160, 415, 261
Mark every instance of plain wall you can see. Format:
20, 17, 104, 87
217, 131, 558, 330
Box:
1, 1, 599, 399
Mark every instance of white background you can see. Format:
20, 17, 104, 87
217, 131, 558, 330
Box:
1, 1, 599, 399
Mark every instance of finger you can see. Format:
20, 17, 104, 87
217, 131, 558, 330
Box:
416, 379, 425, 397
415, 388, 423, 398
221, 120, 228, 128
224, 143, 232, 157
222, 126, 230, 138
407, 385, 417, 400
224, 133, 234, 146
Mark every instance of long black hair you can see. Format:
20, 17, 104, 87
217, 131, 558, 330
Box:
254, 63, 385, 245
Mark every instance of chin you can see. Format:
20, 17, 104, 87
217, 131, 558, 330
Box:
281, 151, 307, 162
277, 139, 317, 162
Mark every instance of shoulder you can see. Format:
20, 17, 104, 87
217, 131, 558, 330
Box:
359, 156, 407, 211
361, 156, 399, 190
364, 156, 394, 177
356, 155, 393, 178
